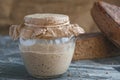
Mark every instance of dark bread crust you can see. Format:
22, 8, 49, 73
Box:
91, 1, 120, 47
73, 32, 120, 60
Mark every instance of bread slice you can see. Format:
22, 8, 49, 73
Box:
91, 1, 120, 47
73, 32, 120, 60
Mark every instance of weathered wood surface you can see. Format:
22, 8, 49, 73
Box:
0, 36, 120, 80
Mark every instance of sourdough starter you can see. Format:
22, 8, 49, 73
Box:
19, 39, 75, 77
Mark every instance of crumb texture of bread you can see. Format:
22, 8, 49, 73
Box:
73, 33, 120, 60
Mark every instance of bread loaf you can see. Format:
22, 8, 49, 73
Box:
91, 1, 120, 47
73, 32, 120, 60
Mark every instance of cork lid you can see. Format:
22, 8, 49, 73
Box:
24, 13, 70, 27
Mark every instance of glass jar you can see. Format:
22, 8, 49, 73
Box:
9, 13, 85, 78
19, 36, 75, 78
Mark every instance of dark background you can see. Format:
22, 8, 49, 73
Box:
0, 0, 119, 35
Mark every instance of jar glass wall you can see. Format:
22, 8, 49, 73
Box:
19, 36, 76, 78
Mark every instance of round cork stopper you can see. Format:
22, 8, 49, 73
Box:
24, 13, 70, 27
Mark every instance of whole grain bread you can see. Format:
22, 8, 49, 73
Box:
91, 1, 120, 47
73, 32, 120, 60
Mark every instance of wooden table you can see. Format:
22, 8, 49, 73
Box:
0, 36, 120, 80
